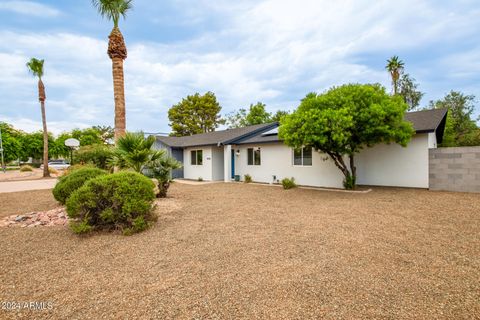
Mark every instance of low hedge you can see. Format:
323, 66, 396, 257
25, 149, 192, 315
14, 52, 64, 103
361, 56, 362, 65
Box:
66, 171, 156, 235
52, 167, 106, 204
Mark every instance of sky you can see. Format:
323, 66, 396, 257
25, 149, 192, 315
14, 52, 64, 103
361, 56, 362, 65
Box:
0, 0, 479, 135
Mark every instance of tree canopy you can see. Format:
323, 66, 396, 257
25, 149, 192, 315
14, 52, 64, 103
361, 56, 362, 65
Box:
399, 73, 424, 111
385, 56, 404, 95
0, 124, 115, 164
429, 91, 479, 147
279, 84, 414, 189
91, 0, 133, 28
168, 92, 224, 136
225, 102, 289, 128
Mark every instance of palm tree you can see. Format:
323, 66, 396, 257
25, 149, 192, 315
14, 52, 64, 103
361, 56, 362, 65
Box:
111, 132, 182, 197
385, 56, 405, 95
26, 58, 50, 177
92, 0, 133, 143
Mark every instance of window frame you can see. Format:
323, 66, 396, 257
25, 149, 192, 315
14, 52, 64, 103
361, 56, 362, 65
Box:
190, 149, 203, 166
247, 147, 261, 166
292, 146, 313, 167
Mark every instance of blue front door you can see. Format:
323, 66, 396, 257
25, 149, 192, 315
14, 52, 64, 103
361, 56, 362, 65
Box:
231, 149, 235, 179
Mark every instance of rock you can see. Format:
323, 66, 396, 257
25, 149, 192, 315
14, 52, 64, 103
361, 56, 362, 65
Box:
15, 215, 26, 222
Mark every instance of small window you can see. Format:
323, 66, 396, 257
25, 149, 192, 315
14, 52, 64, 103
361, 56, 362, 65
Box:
293, 147, 312, 166
191, 150, 203, 165
247, 148, 261, 166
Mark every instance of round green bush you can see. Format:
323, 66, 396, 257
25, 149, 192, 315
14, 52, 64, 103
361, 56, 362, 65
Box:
66, 171, 156, 235
52, 167, 106, 204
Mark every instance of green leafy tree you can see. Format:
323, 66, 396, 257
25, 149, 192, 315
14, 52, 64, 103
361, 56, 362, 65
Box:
92, 0, 133, 143
26, 57, 49, 177
386, 56, 405, 95
225, 102, 289, 128
92, 125, 115, 144
429, 91, 479, 146
0, 122, 23, 163
271, 110, 290, 122
279, 84, 414, 189
71, 128, 104, 146
399, 73, 424, 111
168, 92, 224, 136
74, 144, 114, 170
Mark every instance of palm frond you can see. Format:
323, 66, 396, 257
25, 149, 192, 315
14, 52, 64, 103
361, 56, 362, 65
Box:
26, 58, 44, 78
91, 0, 133, 27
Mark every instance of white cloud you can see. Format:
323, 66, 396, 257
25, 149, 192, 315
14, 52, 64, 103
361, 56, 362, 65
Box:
0, 1, 61, 17
0, 0, 479, 134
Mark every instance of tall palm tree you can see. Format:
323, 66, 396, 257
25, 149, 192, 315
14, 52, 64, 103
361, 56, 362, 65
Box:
385, 56, 405, 95
92, 0, 133, 143
26, 58, 50, 178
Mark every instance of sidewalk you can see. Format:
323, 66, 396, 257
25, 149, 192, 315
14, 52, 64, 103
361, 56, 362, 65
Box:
0, 179, 57, 193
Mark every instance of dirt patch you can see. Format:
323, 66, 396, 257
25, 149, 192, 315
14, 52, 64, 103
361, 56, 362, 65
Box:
0, 168, 61, 182
0, 189, 59, 218
0, 183, 479, 319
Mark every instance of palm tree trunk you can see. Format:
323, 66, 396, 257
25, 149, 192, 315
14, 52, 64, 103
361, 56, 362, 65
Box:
40, 100, 50, 178
112, 57, 126, 143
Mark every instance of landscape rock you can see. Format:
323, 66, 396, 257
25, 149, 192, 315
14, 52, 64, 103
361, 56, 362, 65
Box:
0, 208, 68, 228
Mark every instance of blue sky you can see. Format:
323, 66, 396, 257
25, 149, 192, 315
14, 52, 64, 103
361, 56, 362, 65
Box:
0, 0, 479, 134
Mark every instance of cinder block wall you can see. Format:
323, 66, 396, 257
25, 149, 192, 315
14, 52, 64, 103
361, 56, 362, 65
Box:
429, 147, 480, 192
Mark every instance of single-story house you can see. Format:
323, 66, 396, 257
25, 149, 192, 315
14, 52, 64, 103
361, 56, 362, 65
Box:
154, 108, 448, 189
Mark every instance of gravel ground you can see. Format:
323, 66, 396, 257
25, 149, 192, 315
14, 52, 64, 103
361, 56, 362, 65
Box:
0, 183, 479, 319
0, 189, 59, 218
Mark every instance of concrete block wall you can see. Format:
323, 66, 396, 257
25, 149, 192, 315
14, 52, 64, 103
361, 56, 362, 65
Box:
429, 147, 480, 192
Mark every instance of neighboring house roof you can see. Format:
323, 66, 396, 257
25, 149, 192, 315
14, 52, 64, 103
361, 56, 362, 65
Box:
157, 108, 449, 148
155, 122, 278, 148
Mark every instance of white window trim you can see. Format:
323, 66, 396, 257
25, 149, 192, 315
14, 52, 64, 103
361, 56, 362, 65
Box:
292, 147, 313, 167
191, 149, 203, 166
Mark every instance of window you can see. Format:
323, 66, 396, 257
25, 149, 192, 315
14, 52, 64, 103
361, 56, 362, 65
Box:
247, 148, 261, 165
293, 147, 312, 166
190, 150, 203, 165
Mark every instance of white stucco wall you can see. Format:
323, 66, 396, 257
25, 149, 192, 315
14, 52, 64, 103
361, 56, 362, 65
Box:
233, 144, 345, 188
211, 146, 225, 181
355, 133, 430, 188
233, 133, 431, 189
428, 132, 437, 148
183, 146, 213, 181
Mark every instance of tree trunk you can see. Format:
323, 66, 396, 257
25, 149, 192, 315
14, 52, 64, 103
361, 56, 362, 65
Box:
325, 151, 357, 189
108, 27, 127, 144
112, 57, 126, 143
38, 79, 50, 178
40, 100, 50, 178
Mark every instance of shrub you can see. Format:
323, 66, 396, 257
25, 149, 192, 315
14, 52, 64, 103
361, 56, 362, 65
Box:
66, 171, 156, 235
62, 164, 96, 176
281, 177, 297, 189
48, 167, 58, 174
244, 174, 252, 183
197, 177, 203, 181
73, 144, 114, 170
52, 167, 106, 204
19, 165, 33, 172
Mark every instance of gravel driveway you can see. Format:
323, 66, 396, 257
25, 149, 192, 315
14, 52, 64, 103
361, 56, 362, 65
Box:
0, 183, 479, 319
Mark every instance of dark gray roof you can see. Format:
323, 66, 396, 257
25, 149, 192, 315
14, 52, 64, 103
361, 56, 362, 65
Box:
404, 108, 448, 133
155, 122, 277, 148
236, 108, 449, 145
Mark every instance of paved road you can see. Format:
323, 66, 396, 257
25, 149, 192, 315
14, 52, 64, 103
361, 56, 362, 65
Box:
0, 179, 57, 193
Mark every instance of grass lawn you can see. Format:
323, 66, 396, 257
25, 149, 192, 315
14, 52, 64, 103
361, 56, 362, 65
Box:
0, 183, 479, 319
